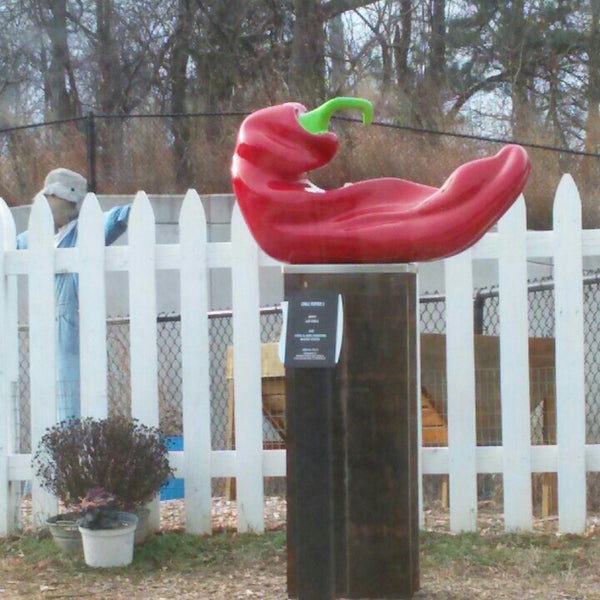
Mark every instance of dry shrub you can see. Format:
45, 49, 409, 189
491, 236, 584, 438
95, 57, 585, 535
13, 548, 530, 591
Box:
0, 112, 595, 231
32, 416, 174, 510
0, 122, 87, 205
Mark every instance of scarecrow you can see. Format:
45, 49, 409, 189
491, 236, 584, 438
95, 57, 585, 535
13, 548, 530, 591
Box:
17, 168, 131, 421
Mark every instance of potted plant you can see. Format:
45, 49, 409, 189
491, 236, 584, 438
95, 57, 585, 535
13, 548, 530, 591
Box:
76, 487, 138, 567
32, 416, 174, 553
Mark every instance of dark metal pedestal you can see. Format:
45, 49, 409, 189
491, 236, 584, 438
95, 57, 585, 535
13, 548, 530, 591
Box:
285, 265, 419, 600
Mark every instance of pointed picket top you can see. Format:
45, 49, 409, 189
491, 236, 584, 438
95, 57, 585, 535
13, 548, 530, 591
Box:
78, 192, 104, 249
129, 190, 156, 246
554, 173, 581, 229
0, 198, 16, 249
28, 193, 55, 246
498, 194, 526, 234
180, 188, 207, 246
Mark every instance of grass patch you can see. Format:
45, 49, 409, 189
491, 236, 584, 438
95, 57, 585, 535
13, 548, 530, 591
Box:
0, 529, 286, 583
1, 528, 594, 581
131, 531, 286, 573
420, 530, 594, 575
0, 531, 65, 563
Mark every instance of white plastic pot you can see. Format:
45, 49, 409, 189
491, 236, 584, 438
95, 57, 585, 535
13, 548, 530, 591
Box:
78, 511, 138, 568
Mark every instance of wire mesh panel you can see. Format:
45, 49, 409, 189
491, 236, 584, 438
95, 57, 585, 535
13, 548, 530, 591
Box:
419, 291, 445, 334
107, 316, 131, 419
208, 312, 234, 450
17, 325, 30, 453
106, 309, 285, 449
420, 276, 558, 448
584, 273, 600, 443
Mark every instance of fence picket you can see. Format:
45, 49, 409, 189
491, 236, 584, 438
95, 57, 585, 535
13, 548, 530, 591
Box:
1, 201, 19, 534
128, 191, 159, 426
416, 274, 424, 528
128, 191, 160, 530
28, 195, 58, 524
0, 200, 9, 534
445, 249, 478, 532
78, 193, 108, 419
179, 190, 212, 534
231, 204, 265, 533
498, 197, 532, 531
554, 174, 586, 533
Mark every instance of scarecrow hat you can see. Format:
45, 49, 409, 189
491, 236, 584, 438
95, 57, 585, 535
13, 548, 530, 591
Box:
41, 168, 88, 205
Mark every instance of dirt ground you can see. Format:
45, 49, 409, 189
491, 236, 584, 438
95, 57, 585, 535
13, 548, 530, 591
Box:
2, 497, 600, 599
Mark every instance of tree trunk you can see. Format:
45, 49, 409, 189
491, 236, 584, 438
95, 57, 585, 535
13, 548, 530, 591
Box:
329, 14, 346, 96
394, 0, 412, 83
289, 0, 327, 105
580, 0, 600, 225
96, 0, 119, 115
95, 0, 125, 185
429, 0, 446, 80
411, 0, 447, 128
39, 0, 79, 119
170, 0, 193, 187
194, 0, 247, 140
508, 0, 532, 140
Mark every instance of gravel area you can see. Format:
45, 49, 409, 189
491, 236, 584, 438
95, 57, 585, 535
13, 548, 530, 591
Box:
19, 495, 588, 535
19, 495, 287, 533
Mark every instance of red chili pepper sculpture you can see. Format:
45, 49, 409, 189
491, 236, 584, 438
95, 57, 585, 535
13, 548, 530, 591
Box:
231, 97, 530, 264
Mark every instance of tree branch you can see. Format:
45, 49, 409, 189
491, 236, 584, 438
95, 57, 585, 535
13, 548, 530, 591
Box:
448, 71, 508, 121
321, 0, 380, 21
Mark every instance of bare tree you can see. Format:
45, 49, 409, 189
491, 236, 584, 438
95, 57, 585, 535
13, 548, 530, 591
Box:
169, 0, 194, 185
289, 0, 383, 106
578, 0, 600, 225
0, 0, 598, 228
32, 0, 81, 119
0, 2, 42, 124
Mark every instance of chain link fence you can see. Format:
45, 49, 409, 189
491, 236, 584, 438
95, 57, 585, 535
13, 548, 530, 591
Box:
421, 270, 600, 511
15, 271, 600, 450
420, 270, 600, 447
15, 308, 284, 455
12, 271, 600, 509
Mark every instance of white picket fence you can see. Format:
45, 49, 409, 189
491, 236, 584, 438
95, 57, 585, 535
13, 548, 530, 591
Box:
0, 175, 597, 537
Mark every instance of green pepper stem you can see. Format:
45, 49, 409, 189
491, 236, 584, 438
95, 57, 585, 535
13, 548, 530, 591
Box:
298, 97, 374, 134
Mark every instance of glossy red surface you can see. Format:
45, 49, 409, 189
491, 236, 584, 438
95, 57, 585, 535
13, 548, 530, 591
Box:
231, 101, 531, 264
